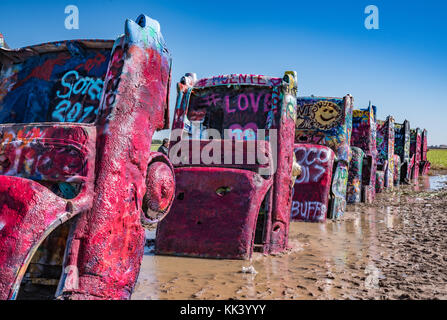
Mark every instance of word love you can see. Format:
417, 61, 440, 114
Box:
199, 91, 272, 115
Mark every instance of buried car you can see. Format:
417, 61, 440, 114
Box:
394, 120, 412, 184
155, 72, 299, 259
393, 154, 401, 187
375, 116, 395, 192
410, 128, 422, 181
0, 14, 174, 300
419, 129, 430, 176
346, 146, 365, 203
348, 106, 378, 203
291, 95, 353, 221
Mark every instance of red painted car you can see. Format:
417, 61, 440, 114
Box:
0, 14, 174, 300
410, 128, 422, 181
291, 95, 353, 221
419, 129, 430, 176
376, 116, 395, 191
349, 106, 378, 203
156, 72, 299, 259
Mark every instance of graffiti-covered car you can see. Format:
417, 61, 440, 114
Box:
349, 106, 378, 203
375, 116, 395, 191
0, 14, 174, 300
419, 129, 430, 176
394, 120, 412, 184
392, 154, 401, 186
410, 128, 422, 181
346, 146, 365, 203
291, 95, 353, 221
156, 72, 299, 259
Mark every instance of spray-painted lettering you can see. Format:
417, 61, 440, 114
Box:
294, 145, 331, 184
52, 70, 103, 122
291, 201, 327, 221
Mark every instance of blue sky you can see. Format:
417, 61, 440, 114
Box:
1, 0, 446, 144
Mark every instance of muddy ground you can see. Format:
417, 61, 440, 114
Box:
132, 173, 447, 300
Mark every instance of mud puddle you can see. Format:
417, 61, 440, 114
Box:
421, 174, 447, 191
133, 176, 447, 300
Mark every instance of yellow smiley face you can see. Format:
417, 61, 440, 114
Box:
312, 101, 341, 129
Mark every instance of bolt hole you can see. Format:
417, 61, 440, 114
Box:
216, 186, 231, 197
197, 221, 202, 225
177, 192, 184, 200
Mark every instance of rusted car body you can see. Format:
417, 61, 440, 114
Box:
376, 116, 395, 191
419, 129, 430, 175
156, 72, 298, 259
410, 128, 422, 181
394, 120, 412, 184
0, 14, 174, 300
292, 95, 353, 221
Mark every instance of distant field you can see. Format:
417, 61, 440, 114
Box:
428, 149, 447, 170
151, 143, 161, 152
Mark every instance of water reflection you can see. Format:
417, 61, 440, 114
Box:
427, 175, 447, 191
132, 175, 445, 300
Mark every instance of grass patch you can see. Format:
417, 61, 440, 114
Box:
428, 149, 447, 170
151, 143, 161, 152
